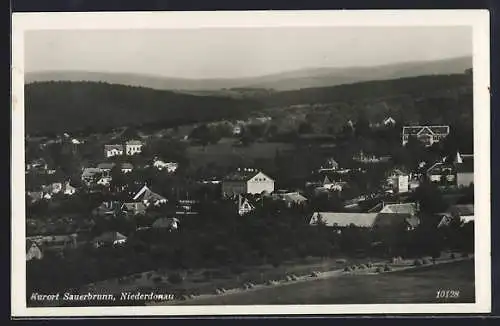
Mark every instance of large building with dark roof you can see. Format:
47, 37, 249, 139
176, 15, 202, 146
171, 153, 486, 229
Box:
222, 168, 275, 197
402, 125, 450, 147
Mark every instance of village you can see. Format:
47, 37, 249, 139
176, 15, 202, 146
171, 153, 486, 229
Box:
25, 114, 475, 304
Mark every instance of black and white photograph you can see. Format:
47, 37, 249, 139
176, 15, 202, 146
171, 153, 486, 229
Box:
11, 10, 491, 316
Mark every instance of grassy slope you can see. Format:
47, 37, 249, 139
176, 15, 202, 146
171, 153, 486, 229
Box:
178, 260, 475, 305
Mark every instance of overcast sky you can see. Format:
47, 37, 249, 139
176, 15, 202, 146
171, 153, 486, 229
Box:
25, 26, 472, 79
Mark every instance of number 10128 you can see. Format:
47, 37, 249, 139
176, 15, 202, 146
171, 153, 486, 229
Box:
436, 289, 460, 299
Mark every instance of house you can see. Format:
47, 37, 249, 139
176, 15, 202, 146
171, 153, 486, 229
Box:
97, 162, 116, 175
93, 231, 127, 248
104, 144, 124, 158
321, 178, 347, 192
26, 240, 43, 261
373, 202, 420, 231
438, 204, 474, 227
81, 168, 103, 185
386, 169, 409, 193
46, 182, 63, 195
238, 195, 256, 216
63, 181, 77, 195
426, 161, 455, 183
318, 158, 339, 172
152, 217, 180, 231
275, 191, 308, 208
454, 152, 474, 188
121, 202, 147, 216
222, 168, 275, 197
121, 163, 134, 174
402, 125, 450, 147
27, 233, 78, 251
383, 117, 396, 127
26, 158, 48, 171
132, 184, 167, 206
309, 212, 378, 229
153, 159, 178, 173
125, 140, 143, 155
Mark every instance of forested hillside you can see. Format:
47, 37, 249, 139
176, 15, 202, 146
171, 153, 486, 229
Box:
24, 73, 473, 136
24, 81, 259, 135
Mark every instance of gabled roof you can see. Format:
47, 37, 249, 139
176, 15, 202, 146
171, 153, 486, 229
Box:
121, 163, 134, 169
379, 203, 417, 215
373, 213, 420, 229
224, 169, 273, 182
82, 168, 103, 177
403, 125, 450, 136
104, 144, 124, 150
282, 192, 308, 203
122, 202, 147, 213
94, 231, 127, 242
426, 162, 454, 175
125, 140, 143, 145
310, 212, 378, 228
133, 185, 167, 203
97, 162, 116, 170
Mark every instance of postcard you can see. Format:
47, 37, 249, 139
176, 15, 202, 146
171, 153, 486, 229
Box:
11, 10, 491, 317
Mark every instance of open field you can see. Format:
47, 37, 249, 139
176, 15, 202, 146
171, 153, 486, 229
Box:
172, 259, 474, 305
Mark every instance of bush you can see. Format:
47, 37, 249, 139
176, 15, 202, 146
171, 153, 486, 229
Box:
152, 276, 162, 283
461, 252, 469, 258
344, 266, 352, 272
450, 253, 456, 259
384, 265, 392, 272
366, 262, 373, 268
414, 259, 423, 266
423, 259, 431, 265
375, 267, 383, 273
359, 264, 367, 269
168, 272, 184, 284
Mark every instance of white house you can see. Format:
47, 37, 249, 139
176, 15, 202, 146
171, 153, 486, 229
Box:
383, 116, 396, 126
222, 168, 275, 197
125, 140, 143, 155
63, 181, 76, 195
386, 169, 409, 193
402, 125, 450, 147
104, 144, 124, 158
153, 159, 178, 173
121, 163, 134, 174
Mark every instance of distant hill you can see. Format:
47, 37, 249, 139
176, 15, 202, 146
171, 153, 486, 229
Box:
25, 81, 259, 135
25, 56, 472, 92
258, 73, 473, 107
25, 72, 473, 136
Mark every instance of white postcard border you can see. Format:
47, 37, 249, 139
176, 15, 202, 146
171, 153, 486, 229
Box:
11, 10, 491, 317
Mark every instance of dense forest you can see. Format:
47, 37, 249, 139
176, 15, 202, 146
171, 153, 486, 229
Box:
24, 73, 473, 136
24, 81, 259, 135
